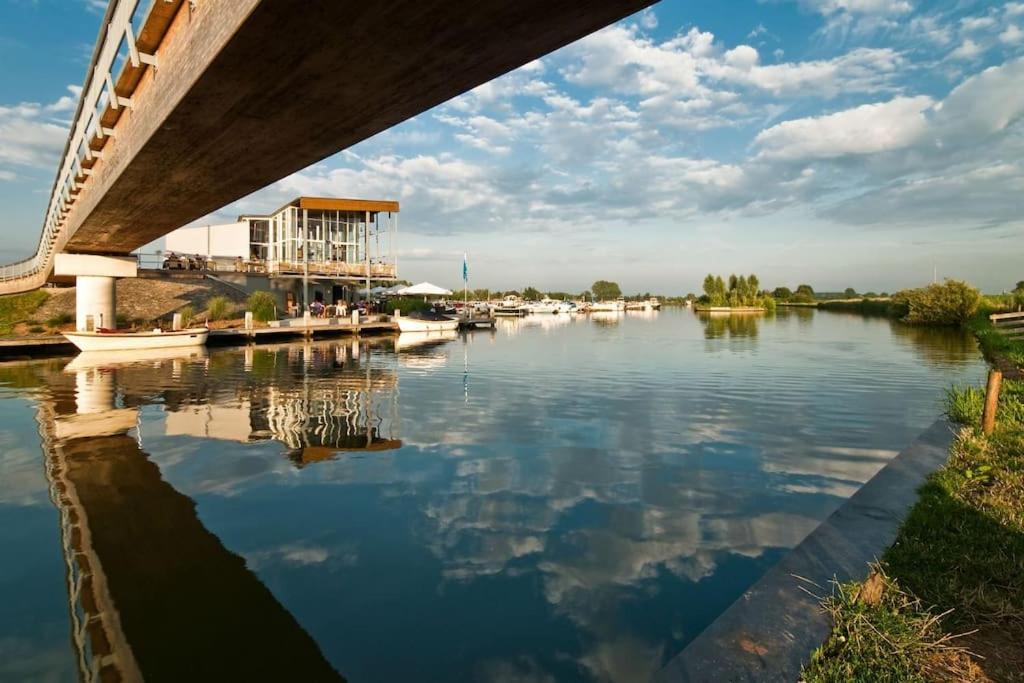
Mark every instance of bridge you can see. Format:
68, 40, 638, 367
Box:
0, 0, 654, 330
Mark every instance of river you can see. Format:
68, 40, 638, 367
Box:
0, 308, 985, 682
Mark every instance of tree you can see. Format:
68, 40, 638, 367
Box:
591, 280, 622, 301
796, 284, 815, 297
1016, 280, 1024, 291
844, 287, 857, 298
472, 288, 491, 301
581, 290, 592, 301
772, 286, 793, 300
523, 286, 542, 300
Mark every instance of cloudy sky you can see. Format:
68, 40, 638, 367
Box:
1, 0, 1022, 294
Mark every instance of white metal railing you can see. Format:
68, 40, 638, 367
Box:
0, 0, 160, 284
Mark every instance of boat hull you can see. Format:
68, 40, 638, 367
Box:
63, 328, 209, 352
396, 317, 459, 332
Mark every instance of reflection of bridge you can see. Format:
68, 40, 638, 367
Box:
0, 0, 654, 329
32, 358, 346, 681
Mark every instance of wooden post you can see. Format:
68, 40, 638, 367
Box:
982, 368, 1002, 435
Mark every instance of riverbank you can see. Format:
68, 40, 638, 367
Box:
803, 378, 1024, 680
0, 278, 248, 338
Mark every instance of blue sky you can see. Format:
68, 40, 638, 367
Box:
1, 0, 1022, 294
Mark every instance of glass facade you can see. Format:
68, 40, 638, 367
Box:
240, 200, 397, 280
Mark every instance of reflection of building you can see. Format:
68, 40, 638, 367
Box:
165, 196, 399, 310
164, 341, 402, 465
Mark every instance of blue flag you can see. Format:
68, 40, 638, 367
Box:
462, 253, 468, 282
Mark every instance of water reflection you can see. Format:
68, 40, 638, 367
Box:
0, 311, 988, 682
27, 352, 344, 682
697, 311, 762, 339
888, 321, 981, 368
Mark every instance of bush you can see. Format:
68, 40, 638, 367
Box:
28, 325, 44, 334
381, 296, 432, 316
893, 280, 980, 326
206, 296, 234, 321
178, 305, 194, 328
46, 312, 74, 328
246, 291, 277, 322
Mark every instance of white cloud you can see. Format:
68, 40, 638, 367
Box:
1000, 25, 1024, 45
949, 38, 983, 60
754, 96, 933, 160
0, 87, 75, 173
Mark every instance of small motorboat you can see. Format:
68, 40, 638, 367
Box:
62, 327, 209, 352
396, 310, 459, 332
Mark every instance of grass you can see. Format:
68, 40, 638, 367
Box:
0, 290, 49, 335
803, 378, 1024, 682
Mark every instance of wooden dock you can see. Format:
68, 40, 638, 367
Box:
458, 315, 496, 329
208, 319, 398, 345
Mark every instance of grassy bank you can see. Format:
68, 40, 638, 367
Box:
0, 290, 49, 335
803, 379, 1024, 681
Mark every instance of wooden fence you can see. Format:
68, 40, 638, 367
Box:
990, 311, 1024, 338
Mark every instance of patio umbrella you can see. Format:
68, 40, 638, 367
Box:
396, 282, 453, 296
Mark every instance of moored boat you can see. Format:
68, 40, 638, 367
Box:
62, 327, 209, 352
590, 300, 625, 312
396, 311, 459, 332
494, 295, 529, 316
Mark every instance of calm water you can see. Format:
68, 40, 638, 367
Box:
0, 308, 984, 682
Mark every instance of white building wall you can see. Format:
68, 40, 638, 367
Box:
165, 222, 249, 258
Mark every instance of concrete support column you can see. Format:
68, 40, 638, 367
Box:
75, 275, 116, 331
54, 253, 138, 332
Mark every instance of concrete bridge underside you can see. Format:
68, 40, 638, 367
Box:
31, 0, 654, 282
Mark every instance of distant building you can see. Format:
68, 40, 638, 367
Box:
163, 196, 399, 311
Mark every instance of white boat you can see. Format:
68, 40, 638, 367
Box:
396, 312, 459, 332
527, 299, 561, 314
494, 295, 529, 316
590, 300, 625, 312
62, 327, 209, 352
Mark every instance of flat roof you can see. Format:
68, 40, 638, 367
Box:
241, 196, 399, 219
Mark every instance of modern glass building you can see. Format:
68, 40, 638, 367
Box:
240, 197, 398, 279
164, 196, 399, 310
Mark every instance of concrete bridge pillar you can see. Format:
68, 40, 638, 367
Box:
54, 254, 138, 331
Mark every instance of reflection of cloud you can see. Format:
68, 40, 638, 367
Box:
246, 543, 353, 570
0, 441, 50, 507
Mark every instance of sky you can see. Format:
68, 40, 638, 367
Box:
1, 0, 1023, 294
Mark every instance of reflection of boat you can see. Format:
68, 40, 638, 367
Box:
63, 327, 209, 352
396, 311, 459, 332
394, 330, 458, 350
63, 346, 209, 372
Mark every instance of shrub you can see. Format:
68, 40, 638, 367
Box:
246, 291, 277, 322
179, 305, 194, 328
382, 296, 432, 315
894, 280, 980, 326
206, 296, 234, 321
46, 312, 74, 328
28, 325, 44, 334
